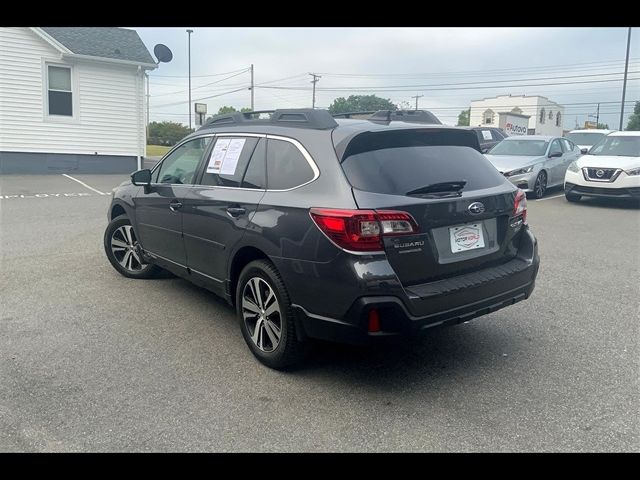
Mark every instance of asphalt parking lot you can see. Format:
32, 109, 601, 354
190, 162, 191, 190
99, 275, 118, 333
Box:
1, 173, 638, 452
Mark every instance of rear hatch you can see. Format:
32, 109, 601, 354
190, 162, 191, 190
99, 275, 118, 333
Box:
336, 128, 523, 286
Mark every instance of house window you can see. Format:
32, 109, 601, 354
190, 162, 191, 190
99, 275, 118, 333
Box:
483, 109, 494, 124
47, 65, 73, 116
539, 108, 546, 124
548, 110, 554, 120
556, 112, 562, 127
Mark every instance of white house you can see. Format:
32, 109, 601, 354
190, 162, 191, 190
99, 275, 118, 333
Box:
469, 95, 565, 136
0, 27, 156, 174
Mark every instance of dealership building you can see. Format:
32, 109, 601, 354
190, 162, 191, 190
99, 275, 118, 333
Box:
470, 95, 565, 136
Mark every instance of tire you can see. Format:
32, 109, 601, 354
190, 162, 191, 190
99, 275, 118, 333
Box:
531, 171, 548, 199
565, 192, 581, 203
236, 259, 309, 369
104, 214, 161, 279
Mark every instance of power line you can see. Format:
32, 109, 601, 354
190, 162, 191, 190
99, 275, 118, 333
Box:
151, 68, 250, 97
151, 87, 250, 109
149, 67, 250, 79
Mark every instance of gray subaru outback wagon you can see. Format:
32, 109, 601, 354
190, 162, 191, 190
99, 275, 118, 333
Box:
104, 109, 539, 369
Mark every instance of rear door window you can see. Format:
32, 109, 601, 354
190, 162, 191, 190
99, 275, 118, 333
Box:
242, 138, 266, 189
491, 129, 505, 141
266, 138, 315, 190
340, 130, 505, 195
200, 136, 259, 187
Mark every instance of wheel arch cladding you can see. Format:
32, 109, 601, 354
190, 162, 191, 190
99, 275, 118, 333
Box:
229, 246, 271, 306
111, 204, 127, 220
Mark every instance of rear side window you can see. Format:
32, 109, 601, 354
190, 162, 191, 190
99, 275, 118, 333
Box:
266, 138, 314, 190
340, 131, 505, 195
200, 137, 259, 187
491, 129, 505, 141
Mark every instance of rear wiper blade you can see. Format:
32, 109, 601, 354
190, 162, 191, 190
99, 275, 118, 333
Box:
406, 181, 467, 196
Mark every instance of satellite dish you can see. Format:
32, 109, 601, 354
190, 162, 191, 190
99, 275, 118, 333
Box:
154, 44, 173, 63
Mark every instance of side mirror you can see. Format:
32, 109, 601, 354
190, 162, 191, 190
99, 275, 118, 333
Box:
580, 148, 588, 155
131, 169, 152, 186
548, 151, 563, 158
481, 147, 490, 154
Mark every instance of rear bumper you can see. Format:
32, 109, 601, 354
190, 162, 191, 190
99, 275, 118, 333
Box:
293, 228, 539, 345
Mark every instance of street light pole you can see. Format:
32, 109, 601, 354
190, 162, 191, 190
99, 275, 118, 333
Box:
187, 29, 193, 131
250, 64, 254, 111
619, 27, 632, 130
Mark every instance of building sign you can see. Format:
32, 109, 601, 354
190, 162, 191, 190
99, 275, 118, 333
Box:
498, 112, 529, 136
584, 121, 597, 129
195, 103, 208, 126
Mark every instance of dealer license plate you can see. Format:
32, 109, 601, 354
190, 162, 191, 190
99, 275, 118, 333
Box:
449, 223, 485, 253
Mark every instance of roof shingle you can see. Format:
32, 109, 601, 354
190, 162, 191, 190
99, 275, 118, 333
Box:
40, 27, 155, 65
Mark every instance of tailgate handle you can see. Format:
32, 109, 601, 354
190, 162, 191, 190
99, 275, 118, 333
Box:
226, 206, 246, 217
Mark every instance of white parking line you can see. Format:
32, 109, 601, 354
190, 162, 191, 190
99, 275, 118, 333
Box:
535, 194, 565, 202
61, 174, 107, 195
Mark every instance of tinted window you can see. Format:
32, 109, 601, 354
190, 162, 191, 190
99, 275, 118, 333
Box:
589, 135, 640, 157
489, 139, 549, 156
242, 138, 266, 189
560, 138, 574, 152
153, 137, 212, 184
200, 137, 259, 187
549, 139, 563, 155
476, 130, 493, 143
341, 145, 505, 195
491, 129, 505, 141
266, 139, 314, 190
566, 132, 606, 146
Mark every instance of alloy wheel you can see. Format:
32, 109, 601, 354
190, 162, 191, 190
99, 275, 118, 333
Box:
242, 277, 282, 352
110, 225, 146, 272
535, 171, 547, 198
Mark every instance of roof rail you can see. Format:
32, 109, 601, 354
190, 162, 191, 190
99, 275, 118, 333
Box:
331, 111, 377, 119
370, 109, 442, 125
201, 108, 338, 130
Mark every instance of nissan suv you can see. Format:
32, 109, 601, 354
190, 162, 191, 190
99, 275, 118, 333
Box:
104, 109, 540, 369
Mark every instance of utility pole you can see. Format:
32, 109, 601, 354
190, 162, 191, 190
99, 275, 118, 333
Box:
250, 64, 254, 111
596, 103, 600, 127
146, 73, 150, 142
411, 94, 423, 110
619, 27, 632, 130
187, 29, 193, 131
310, 73, 321, 109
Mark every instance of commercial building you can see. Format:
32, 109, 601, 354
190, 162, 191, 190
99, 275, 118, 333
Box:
470, 95, 565, 136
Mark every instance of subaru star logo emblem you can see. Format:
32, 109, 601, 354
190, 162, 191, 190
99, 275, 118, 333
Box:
596, 169, 605, 178
468, 202, 485, 215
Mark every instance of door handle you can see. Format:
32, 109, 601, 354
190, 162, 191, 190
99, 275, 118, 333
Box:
226, 206, 246, 218
169, 201, 183, 212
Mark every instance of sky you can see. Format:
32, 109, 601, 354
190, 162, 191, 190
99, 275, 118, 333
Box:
134, 27, 640, 129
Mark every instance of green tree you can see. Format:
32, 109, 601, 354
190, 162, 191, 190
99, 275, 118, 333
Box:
597, 123, 609, 129
147, 121, 192, 146
625, 101, 640, 131
457, 109, 470, 126
217, 106, 252, 115
328, 95, 397, 115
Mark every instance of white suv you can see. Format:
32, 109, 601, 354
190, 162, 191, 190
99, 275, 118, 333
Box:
564, 131, 640, 202
565, 129, 617, 153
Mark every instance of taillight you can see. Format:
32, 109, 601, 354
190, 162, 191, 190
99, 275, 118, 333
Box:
514, 189, 527, 224
309, 208, 418, 252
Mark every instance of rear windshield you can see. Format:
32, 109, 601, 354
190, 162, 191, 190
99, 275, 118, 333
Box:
566, 132, 606, 146
341, 132, 506, 195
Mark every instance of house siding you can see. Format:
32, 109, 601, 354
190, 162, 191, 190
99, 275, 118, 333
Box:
0, 27, 146, 173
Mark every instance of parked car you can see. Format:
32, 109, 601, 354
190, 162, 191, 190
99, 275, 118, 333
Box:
470, 127, 508, 153
104, 109, 540, 369
484, 135, 581, 199
565, 129, 616, 153
564, 131, 640, 202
